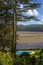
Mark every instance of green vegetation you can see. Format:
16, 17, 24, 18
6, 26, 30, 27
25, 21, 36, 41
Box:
0, 0, 42, 65
0, 25, 13, 51
0, 52, 13, 65
17, 24, 43, 31
0, 49, 43, 65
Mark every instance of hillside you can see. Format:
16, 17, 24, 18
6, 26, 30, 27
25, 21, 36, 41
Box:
17, 24, 43, 32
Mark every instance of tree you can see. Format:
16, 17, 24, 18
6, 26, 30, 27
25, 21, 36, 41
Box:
0, 0, 13, 51
30, 56, 36, 65
38, 49, 43, 65
12, 0, 40, 55
0, 0, 40, 53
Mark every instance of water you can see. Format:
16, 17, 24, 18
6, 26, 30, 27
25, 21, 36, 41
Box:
16, 51, 33, 55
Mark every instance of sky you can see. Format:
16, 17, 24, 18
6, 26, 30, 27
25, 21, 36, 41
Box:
17, 0, 43, 25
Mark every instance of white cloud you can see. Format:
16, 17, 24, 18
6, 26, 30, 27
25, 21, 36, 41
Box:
37, 21, 43, 24
41, 19, 43, 21
33, 9, 39, 16
20, 4, 23, 8
21, 9, 39, 17
27, 10, 33, 16
18, 15, 43, 25
25, 9, 39, 17
34, 15, 43, 24
40, 15, 43, 22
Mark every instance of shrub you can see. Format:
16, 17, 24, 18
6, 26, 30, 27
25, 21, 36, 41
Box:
0, 52, 13, 65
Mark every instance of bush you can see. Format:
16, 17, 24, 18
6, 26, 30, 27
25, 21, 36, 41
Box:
0, 52, 13, 65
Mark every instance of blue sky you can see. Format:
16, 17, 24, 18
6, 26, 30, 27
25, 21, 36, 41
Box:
37, 0, 43, 15
17, 0, 43, 25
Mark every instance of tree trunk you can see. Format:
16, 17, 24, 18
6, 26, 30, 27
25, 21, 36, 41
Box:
12, 2, 17, 56
2, 44, 5, 52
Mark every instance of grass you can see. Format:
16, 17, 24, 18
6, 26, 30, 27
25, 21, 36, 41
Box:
17, 31, 43, 43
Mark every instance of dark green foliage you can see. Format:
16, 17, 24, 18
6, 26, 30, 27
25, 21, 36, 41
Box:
30, 56, 36, 65
0, 24, 13, 51
14, 52, 31, 65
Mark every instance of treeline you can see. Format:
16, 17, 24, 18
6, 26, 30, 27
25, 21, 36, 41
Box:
17, 24, 43, 32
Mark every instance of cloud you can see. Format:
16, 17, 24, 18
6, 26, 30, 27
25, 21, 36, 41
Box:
22, 9, 39, 17
18, 15, 43, 25
17, 4, 23, 10
18, 4, 39, 17
40, 15, 43, 21
20, 4, 23, 8
27, 10, 33, 16
41, 19, 43, 21
34, 15, 43, 24
33, 15, 43, 24
28, 9, 39, 16
33, 9, 39, 16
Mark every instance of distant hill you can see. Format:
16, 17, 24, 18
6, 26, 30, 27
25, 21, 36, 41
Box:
17, 24, 43, 32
